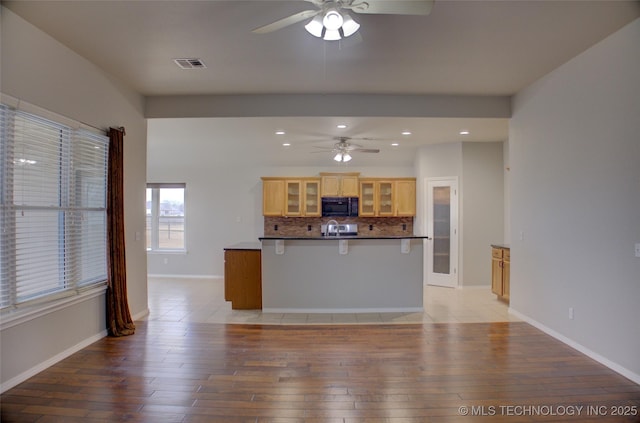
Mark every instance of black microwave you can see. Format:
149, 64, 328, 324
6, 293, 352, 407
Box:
321, 197, 359, 217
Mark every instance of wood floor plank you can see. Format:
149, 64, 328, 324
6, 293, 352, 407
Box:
1, 321, 639, 422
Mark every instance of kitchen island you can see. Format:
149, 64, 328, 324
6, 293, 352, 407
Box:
259, 236, 428, 313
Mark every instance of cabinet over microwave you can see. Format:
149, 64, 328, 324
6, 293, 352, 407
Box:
321, 197, 359, 217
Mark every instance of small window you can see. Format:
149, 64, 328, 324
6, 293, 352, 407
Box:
146, 183, 186, 252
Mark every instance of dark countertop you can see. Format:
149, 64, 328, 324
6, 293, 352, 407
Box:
491, 244, 510, 249
259, 236, 431, 241
224, 242, 262, 251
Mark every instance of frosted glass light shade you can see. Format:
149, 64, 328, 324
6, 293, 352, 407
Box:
323, 29, 341, 41
304, 15, 324, 37
341, 14, 360, 37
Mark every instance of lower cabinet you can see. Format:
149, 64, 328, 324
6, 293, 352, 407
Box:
491, 246, 510, 303
224, 248, 262, 309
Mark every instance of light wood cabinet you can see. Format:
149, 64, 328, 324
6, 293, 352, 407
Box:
285, 180, 302, 216
359, 178, 416, 217
262, 175, 415, 217
394, 179, 416, 216
320, 172, 360, 197
491, 246, 510, 302
262, 179, 285, 216
302, 179, 321, 216
224, 248, 262, 310
261, 177, 320, 216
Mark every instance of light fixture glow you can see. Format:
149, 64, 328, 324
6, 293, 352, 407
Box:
304, 15, 324, 37
337, 124, 347, 129
323, 28, 341, 41
333, 151, 352, 162
306, 8, 360, 40
391, 143, 399, 146
401, 131, 412, 136
459, 130, 470, 135
275, 130, 286, 135
341, 13, 360, 37
323, 9, 343, 31
282, 143, 291, 147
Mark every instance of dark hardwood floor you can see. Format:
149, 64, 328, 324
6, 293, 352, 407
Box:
1, 321, 639, 422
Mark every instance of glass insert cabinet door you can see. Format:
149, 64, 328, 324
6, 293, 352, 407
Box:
303, 180, 320, 216
426, 178, 458, 288
285, 180, 301, 216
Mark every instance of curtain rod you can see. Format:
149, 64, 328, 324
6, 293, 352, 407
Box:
110, 126, 126, 136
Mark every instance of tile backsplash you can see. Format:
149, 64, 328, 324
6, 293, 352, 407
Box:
264, 216, 414, 237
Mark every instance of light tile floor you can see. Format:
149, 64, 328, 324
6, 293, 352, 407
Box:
142, 277, 520, 325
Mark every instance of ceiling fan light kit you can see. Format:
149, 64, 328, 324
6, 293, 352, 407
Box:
253, 0, 433, 41
334, 152, 352, 162
305, 8, 360, 40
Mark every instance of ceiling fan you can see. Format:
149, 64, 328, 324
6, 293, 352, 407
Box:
252, 0, 434, 41
314, 136, 380, 162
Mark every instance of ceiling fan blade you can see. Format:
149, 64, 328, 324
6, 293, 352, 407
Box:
349, 0, 433, 15
252, 9, 319, 34
351, 148, 380, 153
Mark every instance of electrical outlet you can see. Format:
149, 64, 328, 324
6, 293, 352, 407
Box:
163, 258, 169, 265
569, 307, 574, 320
635, 243, 640, 258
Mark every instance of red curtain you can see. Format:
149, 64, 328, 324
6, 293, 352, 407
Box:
106, 127, 135, 337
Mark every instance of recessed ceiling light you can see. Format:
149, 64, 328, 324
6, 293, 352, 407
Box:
401, 131, 412, 136
282, 143, 291, 147
275, 130, 286, 135
460, 130, 470, 135
391, 143, 399, 146
337, 124, 347, 129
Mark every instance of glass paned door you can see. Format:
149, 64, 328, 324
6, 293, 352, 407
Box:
433, 186, 451, 274
426, 178, 458, 288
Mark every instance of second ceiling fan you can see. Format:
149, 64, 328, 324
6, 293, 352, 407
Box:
252, 0, 434, 41
313, 136, 380, 162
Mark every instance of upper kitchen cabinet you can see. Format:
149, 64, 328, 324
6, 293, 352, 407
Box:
359, 178, 416, 217
395, 179, 416, 216
320, 172, 360, 197
302, 179, 321, 216
262, 178, 285, 216
261, 177, 321, 217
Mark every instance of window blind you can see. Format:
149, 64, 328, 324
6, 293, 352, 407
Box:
0, 103, 109, 310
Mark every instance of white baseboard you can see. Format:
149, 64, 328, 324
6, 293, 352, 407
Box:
147, 274, 222, 279
132, 309, 150, 321
509, 308, 640, 385
1, 330, 108, 394
262, 307, 424, 314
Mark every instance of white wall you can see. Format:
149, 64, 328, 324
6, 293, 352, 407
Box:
510, 18, 640, 382
146, 125, 415, 277
415, 141, 505, 287
1, 7, 148, 390
461, 142, 504, 286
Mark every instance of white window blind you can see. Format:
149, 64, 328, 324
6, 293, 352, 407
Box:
0, 103, 109, 310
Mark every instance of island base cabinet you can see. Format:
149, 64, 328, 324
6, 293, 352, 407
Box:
224, 250, 262, 309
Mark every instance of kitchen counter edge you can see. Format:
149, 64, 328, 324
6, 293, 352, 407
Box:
491, 244, 510, 249
224, 242, 262, 251
259, 236, 431, 241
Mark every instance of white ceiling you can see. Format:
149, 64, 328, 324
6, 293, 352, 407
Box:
6, 1, 639, 166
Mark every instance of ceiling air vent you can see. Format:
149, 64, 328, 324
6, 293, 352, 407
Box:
173, 58, 206, 69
